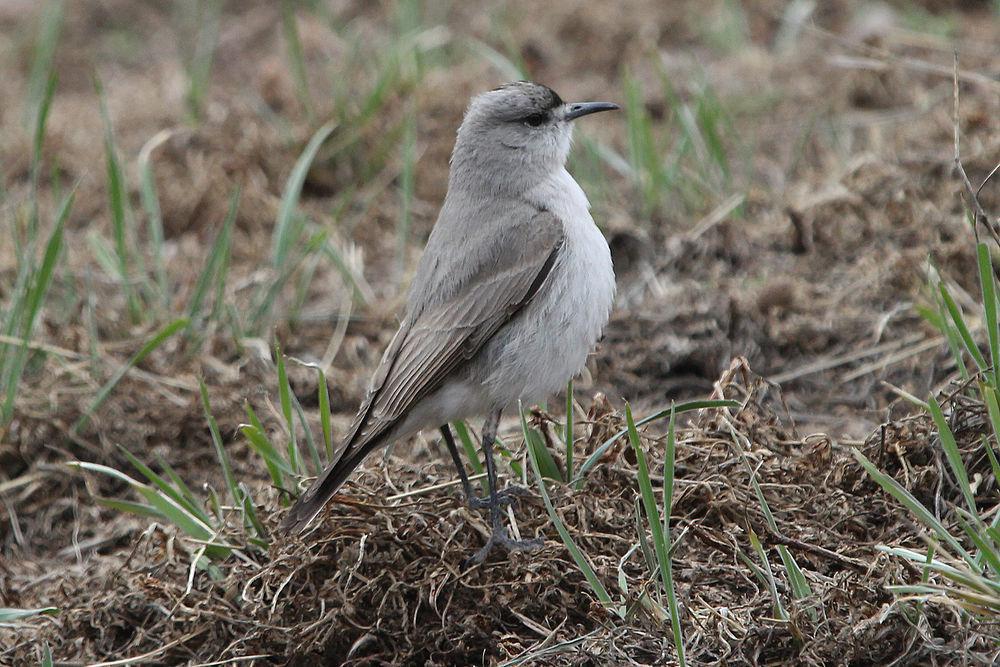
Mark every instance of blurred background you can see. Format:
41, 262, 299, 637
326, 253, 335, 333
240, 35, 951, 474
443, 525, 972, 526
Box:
2, 1, 1000, 663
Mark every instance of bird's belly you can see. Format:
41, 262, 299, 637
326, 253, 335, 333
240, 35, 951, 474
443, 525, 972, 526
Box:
481, 211, 615, 407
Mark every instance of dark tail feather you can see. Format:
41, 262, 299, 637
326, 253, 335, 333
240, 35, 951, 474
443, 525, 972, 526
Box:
281, 438, 383, 534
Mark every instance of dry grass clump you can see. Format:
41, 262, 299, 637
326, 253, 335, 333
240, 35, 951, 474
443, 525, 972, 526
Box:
5, 360, 996, 665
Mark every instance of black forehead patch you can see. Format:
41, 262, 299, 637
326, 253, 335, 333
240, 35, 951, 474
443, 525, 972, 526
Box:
493, 81, 564, 110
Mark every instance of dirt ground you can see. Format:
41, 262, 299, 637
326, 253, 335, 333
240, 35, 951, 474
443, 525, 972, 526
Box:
2, 0, 999, 665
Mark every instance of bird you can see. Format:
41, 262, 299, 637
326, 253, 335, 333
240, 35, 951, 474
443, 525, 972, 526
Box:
282, 81, 618, 564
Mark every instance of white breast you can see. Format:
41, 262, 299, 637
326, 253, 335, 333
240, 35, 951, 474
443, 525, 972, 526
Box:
485, 169, 616, 405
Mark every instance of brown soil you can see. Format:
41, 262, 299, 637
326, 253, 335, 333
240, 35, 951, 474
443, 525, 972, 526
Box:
2, 1, 999, 665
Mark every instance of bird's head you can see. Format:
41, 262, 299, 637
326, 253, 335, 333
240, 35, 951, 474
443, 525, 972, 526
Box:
450, 81, 618, 192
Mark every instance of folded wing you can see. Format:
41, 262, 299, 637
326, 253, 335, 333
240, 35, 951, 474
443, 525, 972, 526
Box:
282, 210, 564, 532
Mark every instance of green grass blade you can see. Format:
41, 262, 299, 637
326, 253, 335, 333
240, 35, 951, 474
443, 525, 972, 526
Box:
978, 243, 1000, 388
453, 420, 484, 476
30, 70, 57, 219
25, 0, 63, 128
627, 404, 686, 665
41, 642, 53, 667
275, 341, 301, 474
939, 282, 987, 371
291, 388, 322, 474
272, 121, 336, 267
521, 404, 615, 611
72, 317, 188, 434
239, 481, 267, 542
181, 0, 220, 121
281, 0, 313, 120
94, 496, 161, 520
317, 367, 333, 459
138, 137, 168, 305
955, 510, 1000, 576
240, 423, 291, 490
155, 454, 204, 515
96, 75, 141, 323
574, 399, 739, 485
200, 379, 240, 507
187, 187, 240, 330
565, 380, 574, 481
524, 418, 563, 483
748, 526, 787, 621
852, 448, 979, 571
927, 396, 978, 518
118, 446, 210, 524
1, 189, 72, 423
634, 496, 659, 582
0, 607, 58, 622
69, 460, 226, 558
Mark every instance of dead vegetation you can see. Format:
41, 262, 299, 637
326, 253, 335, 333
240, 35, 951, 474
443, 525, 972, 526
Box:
2, 1, 1000, 665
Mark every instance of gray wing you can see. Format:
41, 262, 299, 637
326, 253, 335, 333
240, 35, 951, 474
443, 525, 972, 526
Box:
282, 210, 564, 531
347, 208, 564, 449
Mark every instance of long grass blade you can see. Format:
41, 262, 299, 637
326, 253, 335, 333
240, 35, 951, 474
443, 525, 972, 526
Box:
281, 0, 313, 120
939, 282, 987, 371
272, 121, 337, 267
72, 317, 188, 434
0, 607, 58, 622
852, 448, 979, 571
453, 420, 484, 476
524, 418, 563, 483
977, 243, 1000, 388
927, 396, 978, 518
187, 187, 240, 331
96, 75, 141, 323
200, 379, 240, 507
521, 404, 615, 610
627, 404, 686, 664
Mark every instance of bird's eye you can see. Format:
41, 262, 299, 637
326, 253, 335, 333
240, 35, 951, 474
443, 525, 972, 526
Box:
522, 113, 547, 127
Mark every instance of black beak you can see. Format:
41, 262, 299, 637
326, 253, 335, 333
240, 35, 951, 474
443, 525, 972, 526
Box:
563, 101, 620, 121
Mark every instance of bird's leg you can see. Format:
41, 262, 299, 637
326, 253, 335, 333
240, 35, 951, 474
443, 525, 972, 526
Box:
441, 423, 530, 510
440, 424, 477, 503
465, 410, 543, 566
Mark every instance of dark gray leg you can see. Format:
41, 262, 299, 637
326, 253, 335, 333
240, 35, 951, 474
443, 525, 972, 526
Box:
465, 410, 543, 566
440, 424, 475, 502
441, 423, 531, 510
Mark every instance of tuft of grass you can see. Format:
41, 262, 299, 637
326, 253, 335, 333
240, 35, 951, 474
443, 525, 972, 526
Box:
95, 76, 143, 323
0, 190, 73, 425
626, 404, 686, 665
594, 68, 740, 222
522, 404, 615, 610
527, 396, 733, 641
856, 234, 1000, 616
186, 187, 240, 345
572, 399, 739, 487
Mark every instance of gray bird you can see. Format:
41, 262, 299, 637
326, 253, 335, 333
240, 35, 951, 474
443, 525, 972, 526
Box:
282, 81, 618, 564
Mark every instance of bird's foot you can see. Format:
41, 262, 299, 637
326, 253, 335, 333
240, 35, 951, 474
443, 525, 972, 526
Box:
466, 484, 533, 510
464, 522, 543, 567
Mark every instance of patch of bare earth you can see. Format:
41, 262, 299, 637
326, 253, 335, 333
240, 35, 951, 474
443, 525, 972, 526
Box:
2, 1, 999, 664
